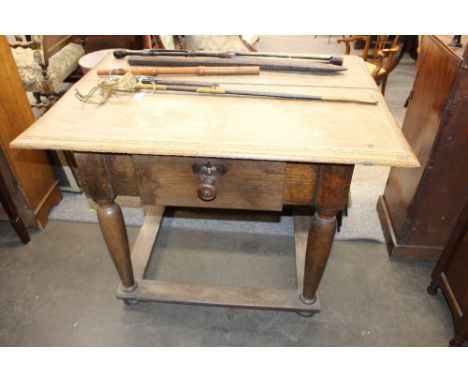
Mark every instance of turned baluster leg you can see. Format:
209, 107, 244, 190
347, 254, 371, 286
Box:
301, 165, 354, 304
74, 153, 137, 292
301, 211, 338, 303
96, 198, 137, 291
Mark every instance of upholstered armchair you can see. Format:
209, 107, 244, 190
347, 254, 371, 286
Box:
182, 35, 259, 51
9, 35, 85, 108
152, 35, 259, 52
337, 35, 401, 94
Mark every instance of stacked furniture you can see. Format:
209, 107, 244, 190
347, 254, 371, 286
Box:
337, 35, 401, 94
10, 35, 85, 109
0, 36, 61, 236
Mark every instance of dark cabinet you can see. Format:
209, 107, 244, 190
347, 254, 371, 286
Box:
428, 200, 468, 346
377, 35, 468, 260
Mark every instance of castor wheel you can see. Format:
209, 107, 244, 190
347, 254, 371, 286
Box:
426, 284, 438, 295
123, 298, 139, 306
297, 310, 316, 318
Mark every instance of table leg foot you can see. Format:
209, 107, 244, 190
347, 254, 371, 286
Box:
297, 310, 316, 318
299, 294, 317, 305
123, 298, 140, 306
427, 282, 438, 295
121, 281, 138, 293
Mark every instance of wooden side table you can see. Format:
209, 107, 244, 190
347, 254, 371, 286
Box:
11, 53, 418, 313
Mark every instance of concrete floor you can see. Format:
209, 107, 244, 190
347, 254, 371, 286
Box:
0, 219, 455, 346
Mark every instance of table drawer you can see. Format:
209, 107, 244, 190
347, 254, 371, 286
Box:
133, 156, 286, 211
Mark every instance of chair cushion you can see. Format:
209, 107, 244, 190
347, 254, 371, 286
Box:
365, 61, 386, 77
11, 43, 85, 93
184, 35, 253, 52
158, 35, 176, 50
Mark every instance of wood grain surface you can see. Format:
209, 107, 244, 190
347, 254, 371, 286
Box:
117, 279, 319, 312
133, 155, 286, 211
379, 36, 468, 260
11, 52, 418, 167
131, 205, 164, 279
0, 36, 61, 229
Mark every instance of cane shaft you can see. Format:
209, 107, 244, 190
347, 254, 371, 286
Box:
97, 66, 260, 76
128, 56, 346, 73
113, 49, 343, 66
132, 84, 376, 104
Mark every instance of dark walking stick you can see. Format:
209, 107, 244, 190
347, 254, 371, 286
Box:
113, 49, 343, 66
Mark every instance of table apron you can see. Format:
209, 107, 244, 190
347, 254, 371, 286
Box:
81, 153, 325, 209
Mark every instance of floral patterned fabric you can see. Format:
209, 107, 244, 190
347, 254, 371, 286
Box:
159, 35, 176, 50
184, 35, 256, 52
11, 43, 85, 93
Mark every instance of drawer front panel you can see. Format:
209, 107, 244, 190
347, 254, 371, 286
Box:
133, 156, 286, 211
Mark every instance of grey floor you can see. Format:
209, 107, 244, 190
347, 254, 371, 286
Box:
0, 219, 455, 346
0, 36, 459, 346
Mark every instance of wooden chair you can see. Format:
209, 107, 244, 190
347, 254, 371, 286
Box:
9, 35, 85, 109
337, 35, 401, 94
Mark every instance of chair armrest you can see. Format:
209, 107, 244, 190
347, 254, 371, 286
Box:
378, 45, 401, 73
336, 35, 368, 44
337, 35, 369, 55
381, 46, 400, 55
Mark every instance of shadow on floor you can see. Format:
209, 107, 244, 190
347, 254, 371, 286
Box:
0, 220, 455, 346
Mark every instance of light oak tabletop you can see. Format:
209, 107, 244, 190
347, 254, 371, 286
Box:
12, 53, 418, 167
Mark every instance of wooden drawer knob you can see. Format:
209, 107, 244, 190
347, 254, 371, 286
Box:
198, 180, 217, 201
192, 162, 227, 202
